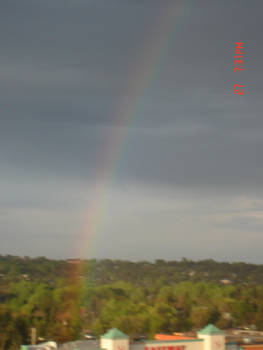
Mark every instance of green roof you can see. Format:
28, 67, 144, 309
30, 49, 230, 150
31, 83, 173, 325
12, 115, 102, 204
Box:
101, 328, 129, 340
198, 324, 224, 335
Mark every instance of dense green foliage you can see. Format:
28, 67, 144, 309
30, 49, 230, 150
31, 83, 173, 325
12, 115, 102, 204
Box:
1, 256, 263, 349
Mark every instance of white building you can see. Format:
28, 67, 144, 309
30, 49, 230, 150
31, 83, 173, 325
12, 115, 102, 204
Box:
99, 325, 228, 350
56, 324, 238, 350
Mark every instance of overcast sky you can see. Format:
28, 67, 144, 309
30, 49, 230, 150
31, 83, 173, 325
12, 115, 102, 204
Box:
1, 0, 263, 263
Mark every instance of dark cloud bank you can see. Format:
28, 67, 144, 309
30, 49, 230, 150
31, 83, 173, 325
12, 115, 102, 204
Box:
0, 0, 263, 262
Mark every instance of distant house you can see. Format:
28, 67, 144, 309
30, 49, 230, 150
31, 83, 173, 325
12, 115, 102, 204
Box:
222, 312, 232, 320
66, 259, 82, 264
21, 274, 30, 280
219, 279, 233, 285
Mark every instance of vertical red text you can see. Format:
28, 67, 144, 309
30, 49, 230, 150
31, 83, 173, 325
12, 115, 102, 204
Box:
234, 42, 244, 95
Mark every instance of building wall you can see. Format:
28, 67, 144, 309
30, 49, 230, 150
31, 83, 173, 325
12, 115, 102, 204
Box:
198, 334, 225, 350
144, 340, 204, 350
101, 338, 130, 350
130, 343, 145, 350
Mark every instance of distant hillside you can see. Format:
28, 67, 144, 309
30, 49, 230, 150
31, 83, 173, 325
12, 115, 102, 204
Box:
0, 255, 263, 285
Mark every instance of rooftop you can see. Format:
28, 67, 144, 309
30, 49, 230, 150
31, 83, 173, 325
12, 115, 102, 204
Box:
58, 340, 100, 350
198, 324, 224, 336
155, 335, 196, 341
102, 328, 129, 340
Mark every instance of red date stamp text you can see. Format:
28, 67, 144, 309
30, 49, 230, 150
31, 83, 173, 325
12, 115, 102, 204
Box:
234, 42, 244, 95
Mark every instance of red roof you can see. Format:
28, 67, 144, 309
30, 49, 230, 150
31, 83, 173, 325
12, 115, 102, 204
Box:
242, 346, 263, 350
155, 334, 196, 341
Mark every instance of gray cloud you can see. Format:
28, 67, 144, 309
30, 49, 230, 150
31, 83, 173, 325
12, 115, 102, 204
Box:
0, 0, 263, 262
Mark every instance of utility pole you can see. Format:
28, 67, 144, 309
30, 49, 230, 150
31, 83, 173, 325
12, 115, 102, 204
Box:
31, 327, 36, 345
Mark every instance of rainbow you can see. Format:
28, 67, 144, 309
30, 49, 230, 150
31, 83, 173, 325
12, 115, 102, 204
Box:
75, 0, 189, 261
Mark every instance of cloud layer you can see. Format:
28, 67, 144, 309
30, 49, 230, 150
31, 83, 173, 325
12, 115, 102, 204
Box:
0, 0, 263, 262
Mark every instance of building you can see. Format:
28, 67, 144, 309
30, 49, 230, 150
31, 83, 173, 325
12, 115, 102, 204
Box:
57, 324, 239, 350
21, 341, 57, 350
